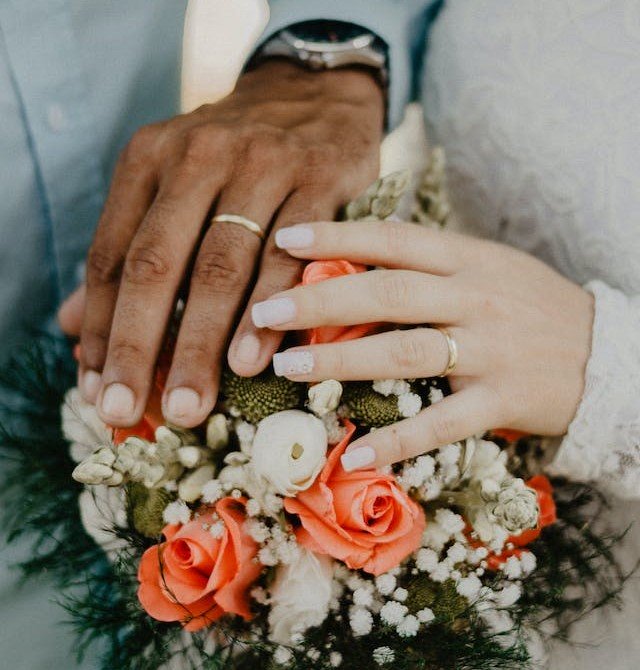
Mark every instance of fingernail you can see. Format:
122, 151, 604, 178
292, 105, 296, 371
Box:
275, 225, 315, 249
101, 383, 136, 421
341, 446, 377, 472
234, 334, 261, 366
166, 387, 201, 421
252, 298, 296, 328
80, 370, 102, 403
273, 350, 314, 377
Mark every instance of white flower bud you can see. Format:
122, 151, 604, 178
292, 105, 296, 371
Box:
178, 464, 216, 503
206, 413, 229, 450
155, 426, 182, 451
92, 447, 116, 467
72, 460, 115, 485
177, 446, 205, 468
308, 380, 343, 417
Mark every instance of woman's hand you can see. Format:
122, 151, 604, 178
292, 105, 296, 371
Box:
251, 220, 594, 471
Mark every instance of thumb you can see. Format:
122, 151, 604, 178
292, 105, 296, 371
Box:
58, 284, 86, 337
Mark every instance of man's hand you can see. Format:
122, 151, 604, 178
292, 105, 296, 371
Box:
59, 60, 384, 429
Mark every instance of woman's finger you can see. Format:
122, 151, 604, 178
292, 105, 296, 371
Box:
272, 326, 480, 381
275, 220, 482, 275
251, 270, 464, 331
340, 386, 498, 471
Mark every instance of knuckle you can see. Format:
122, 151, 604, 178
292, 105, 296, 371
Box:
389, 424, 412, 463
260, 251, 302, 283
180, 127, 216, 173
299, 143, 339, 186
193, 247, 246, 288
429, 410, 456, 446
374, 271, 413, 311
121, 124, 159, 165
123, 245, 173, 285
174, 342, 215, 367
325, 346, 346, 378
86, 245, 124, 286
81, 325, 110, 350
389, 331, 428, 372
109, 340, 146, 368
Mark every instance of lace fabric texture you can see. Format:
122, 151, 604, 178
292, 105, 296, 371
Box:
422, 0, 640, 499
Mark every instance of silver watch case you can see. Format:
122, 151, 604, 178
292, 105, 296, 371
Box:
257, 28, 387, 81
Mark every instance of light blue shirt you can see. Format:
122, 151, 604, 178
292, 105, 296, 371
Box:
0, 2, 439, 668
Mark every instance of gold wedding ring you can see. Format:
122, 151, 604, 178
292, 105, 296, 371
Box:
211, 214, 264, 240
435, 327, 458, 377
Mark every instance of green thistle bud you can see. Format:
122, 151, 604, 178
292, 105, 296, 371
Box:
341, 382, 402, 427
127, 482, 175, 538
221, 367, 306, 424
405, 577, 468, 622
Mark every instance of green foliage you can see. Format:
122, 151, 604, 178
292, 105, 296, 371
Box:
516, 480, 634, 640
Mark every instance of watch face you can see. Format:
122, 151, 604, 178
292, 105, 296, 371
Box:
287, 20, 370, 45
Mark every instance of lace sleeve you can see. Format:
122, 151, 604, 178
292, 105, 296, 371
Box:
550, 280, 640, 499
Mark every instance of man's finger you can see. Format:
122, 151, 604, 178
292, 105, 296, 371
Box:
161, 174, 294, 427
78, 127, 160, 402
227, 187, 344, 378
58, 284, 86, 337
96, 174, 221, 426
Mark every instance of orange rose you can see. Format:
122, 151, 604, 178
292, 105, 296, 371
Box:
137, 497, 261, 631
490, 429, 529, 443
284, 421, 425, 575
472, 475, 557, 570
300, 260, 382, 345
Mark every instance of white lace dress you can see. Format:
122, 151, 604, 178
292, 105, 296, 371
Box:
419, 1, 640, 667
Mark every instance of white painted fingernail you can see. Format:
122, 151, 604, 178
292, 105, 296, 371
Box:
234, 334, 261, 366
275, 225, 315, 249
273, 351, 314, 377
252, 298, 296, 328
80, 370, 101, 403
166, 387, 201, 421
101, 383, 136, 422
341, 446, 376, 472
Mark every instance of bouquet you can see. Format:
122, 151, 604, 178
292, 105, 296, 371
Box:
0, 156, 631, 670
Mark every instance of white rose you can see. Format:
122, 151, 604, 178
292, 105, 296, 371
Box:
268, 549, 334, 645
251, 410, 328, 496
308, 380, 342, 417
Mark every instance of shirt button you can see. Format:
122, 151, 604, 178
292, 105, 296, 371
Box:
47, 103, 69, 133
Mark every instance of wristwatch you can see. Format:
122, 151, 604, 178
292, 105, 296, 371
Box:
248, 20, 389, 86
